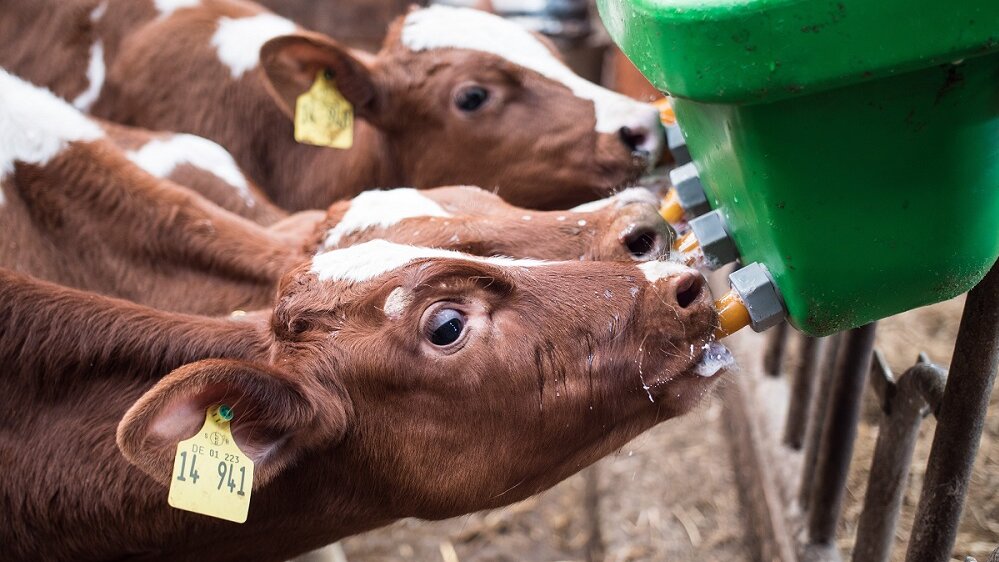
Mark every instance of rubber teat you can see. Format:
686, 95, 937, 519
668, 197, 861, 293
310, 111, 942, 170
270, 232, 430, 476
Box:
659, 187, 685, 224
674, 231, 699, 253
714, 290, 751, 339
654, 97, 677, 127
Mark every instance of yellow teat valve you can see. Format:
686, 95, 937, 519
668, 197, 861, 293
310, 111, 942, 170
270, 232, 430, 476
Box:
674, 231, 700, 253
714, 290, 751, 339
654, 97, 677, 127
659, 188, 685, 224
673, 231, 703, 266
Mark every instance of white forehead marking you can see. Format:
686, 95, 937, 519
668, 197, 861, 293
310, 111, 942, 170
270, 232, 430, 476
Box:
154, 0, 201, 17
72, 3, 107, 111
212, 13, 297, 78
321, 188, 451, 250
570, 187, 660, 213
383, 287, 414, 319
126, 134, 255, 206
91, 1, 108, 22
401, 5, 659, 135
311, 239, 547, 284
0, 70, 103, 178
638, 260, 692, 283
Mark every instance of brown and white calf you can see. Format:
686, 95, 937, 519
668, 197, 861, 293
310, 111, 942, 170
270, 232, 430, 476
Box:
0, 70, 672, 315
0, 233, 728, 560
0, 0, 664, 210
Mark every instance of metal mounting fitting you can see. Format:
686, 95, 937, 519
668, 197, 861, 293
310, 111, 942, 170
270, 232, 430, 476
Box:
666, 125, 691, 165
668, 162, 711, 218
729, 262, 786, 332
688, 210, 738, 269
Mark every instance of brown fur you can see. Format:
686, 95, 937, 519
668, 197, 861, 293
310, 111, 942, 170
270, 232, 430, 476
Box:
0, 235, 718, 560
0, 135, 304, 314
0, 0, 661, 211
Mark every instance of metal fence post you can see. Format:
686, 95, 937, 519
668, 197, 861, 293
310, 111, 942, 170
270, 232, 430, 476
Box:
852, 354, 946, 562
784, 336, 826, 450
765, 321, 791, 376
800, 332, 843, 510
905, 261, 999, 562
806, 323, 878, 545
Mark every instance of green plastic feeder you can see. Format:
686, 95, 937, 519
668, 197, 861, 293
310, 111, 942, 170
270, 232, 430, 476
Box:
598, 0, 999, 336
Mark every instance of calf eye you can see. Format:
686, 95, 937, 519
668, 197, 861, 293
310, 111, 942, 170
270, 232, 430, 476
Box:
454, 85, 489, 112
425, 308, 466, 346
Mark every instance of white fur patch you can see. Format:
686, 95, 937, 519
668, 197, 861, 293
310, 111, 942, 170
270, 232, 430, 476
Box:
72, 40, 105, 111
383, 287, 414, 319
126, 134, 255, 206
0, 70, 103, 178
401, 6, 661, 138
91, 1, 108, 22
311, 239, 547, 284
570, 187, 659, 213
638, 260, 692, 283
212, 13, 297, 78
320, 188, 451, 250
71, 2, 108, 111
153, 0, 201, 17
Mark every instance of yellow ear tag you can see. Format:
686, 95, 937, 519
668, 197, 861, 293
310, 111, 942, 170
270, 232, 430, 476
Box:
168, 404, 255, 523
294, 70, 354, 149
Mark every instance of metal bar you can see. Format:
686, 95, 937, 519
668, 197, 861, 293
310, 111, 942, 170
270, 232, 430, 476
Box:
583, 465, 604, 562
799, 332, 843, 509
764, 321, 791, 376
806, 323, 878, 545
905, 260, 999, 562
784, 336, 825, 449
852, 357, 946, 562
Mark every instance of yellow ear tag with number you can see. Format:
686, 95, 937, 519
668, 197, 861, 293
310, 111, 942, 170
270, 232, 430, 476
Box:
168, 404, 254, 523
294, 70, 354, 149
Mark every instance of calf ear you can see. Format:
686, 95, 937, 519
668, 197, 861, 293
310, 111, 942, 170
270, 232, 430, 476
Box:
116, 359, 351, 488
259, 32, 381, 124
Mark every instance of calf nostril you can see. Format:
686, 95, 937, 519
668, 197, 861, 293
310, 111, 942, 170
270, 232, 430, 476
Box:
618, 126, 648, 152
675, 273, 704, 309
623, 228, 661, 259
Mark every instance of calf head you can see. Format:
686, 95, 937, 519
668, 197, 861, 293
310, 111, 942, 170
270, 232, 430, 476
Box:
259, 5, 664, 209
119, 240, 725, 526
316, 186, 674, 261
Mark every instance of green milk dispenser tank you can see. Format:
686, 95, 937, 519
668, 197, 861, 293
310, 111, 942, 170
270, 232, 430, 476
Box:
599, 0, 999, 336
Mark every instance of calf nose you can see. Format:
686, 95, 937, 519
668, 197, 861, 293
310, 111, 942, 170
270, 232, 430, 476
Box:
639, 262, 710, 312
621, 220, 673, 261
611, 203, 675, 261
672, 271, 705, 309
618, 126, 650, 154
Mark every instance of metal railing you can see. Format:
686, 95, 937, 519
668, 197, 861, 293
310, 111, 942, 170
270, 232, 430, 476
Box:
762, 260, 999, 562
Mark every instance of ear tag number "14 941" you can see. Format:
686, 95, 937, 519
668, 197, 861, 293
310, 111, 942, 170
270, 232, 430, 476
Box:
168, 405, 255, 523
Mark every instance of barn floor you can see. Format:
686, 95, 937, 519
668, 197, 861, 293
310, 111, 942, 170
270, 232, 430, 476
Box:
319, 295, 995, 562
